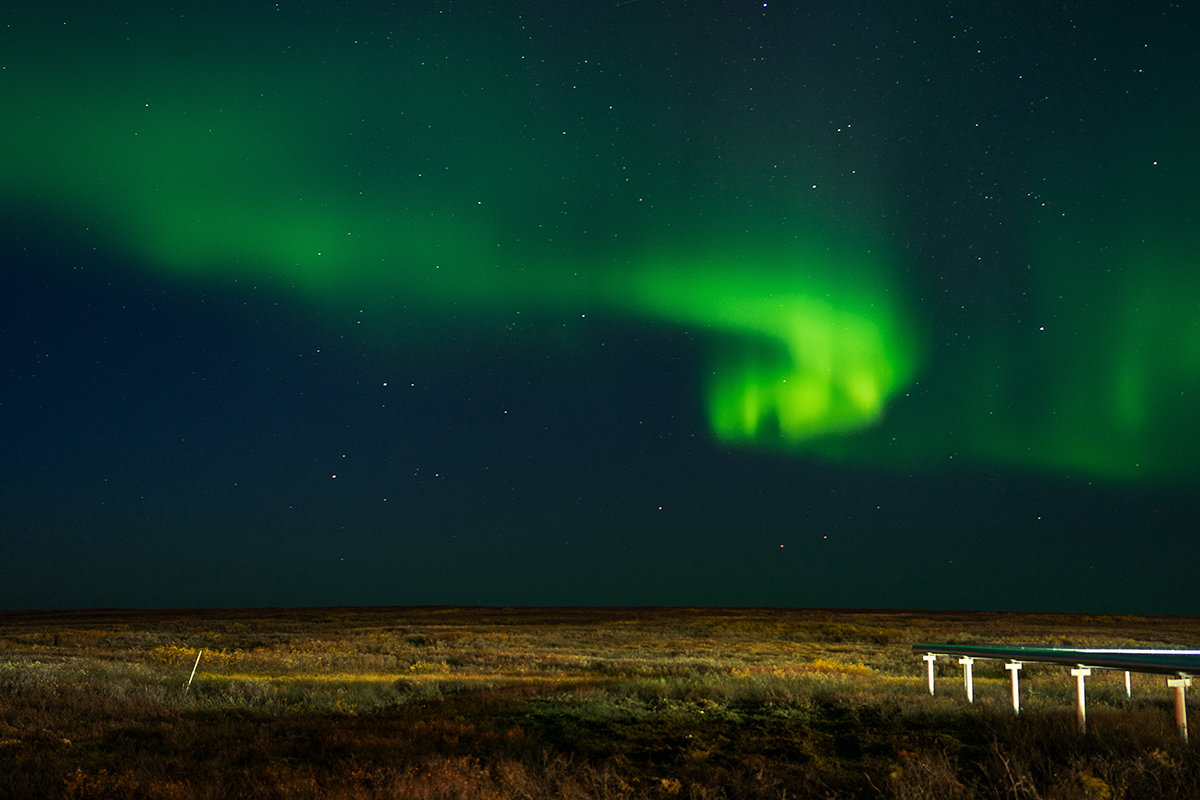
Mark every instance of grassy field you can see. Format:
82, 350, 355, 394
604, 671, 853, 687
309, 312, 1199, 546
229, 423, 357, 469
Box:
1, 606, 1198, 799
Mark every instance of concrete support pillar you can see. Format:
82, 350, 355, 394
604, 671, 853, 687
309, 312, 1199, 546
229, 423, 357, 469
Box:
959, 657, 975, 703
1072, 667, 1092, 733
1125, 671, 1132, 699
1005, 662, 1023, 714
1167, 677, 1191, 742
923, 653, 937, 695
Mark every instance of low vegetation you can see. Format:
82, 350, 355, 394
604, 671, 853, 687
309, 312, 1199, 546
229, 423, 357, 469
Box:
1, 606, 1197, 798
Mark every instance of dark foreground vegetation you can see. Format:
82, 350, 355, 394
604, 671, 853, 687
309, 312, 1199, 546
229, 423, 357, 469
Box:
1, 606, 1198, 799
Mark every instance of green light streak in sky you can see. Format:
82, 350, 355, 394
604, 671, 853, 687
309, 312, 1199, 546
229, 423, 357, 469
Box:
972, 140, 1200, 482
5, 7, 1197, 481
623, 247, 919, 447
0, 9, 922, 453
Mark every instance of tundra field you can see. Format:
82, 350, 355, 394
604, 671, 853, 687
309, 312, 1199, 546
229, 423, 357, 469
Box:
1, 607, 1198, 799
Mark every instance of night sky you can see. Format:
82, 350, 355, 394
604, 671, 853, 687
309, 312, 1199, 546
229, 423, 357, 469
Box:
3, 2, 1198, 612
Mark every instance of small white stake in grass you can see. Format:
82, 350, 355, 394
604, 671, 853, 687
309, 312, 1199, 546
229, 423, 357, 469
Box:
185, 649, 202, 693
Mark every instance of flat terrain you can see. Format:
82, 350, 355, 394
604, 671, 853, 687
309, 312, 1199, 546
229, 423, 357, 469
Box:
1, 606, 1198, 798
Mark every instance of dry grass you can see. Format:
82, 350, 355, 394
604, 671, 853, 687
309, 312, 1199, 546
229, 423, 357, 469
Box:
0, 607, 1197, 798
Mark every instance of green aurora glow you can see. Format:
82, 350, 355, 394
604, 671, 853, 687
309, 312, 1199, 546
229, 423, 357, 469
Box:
3, 5, 1196, 484
1, 7, 920, 457
972, 142, 1200, 481
622, 244, 919, 446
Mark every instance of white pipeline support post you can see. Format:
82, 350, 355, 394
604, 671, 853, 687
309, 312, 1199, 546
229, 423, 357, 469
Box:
959, 657, 975, 703
1125, 671, 1132, 699
1072, 667, 1092, 733
1005, 662, 1023, 714
923, 653, 938, 695
1167, 677, 1191, 742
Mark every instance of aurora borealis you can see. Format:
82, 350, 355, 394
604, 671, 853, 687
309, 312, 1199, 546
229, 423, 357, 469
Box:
3, 2, 1198, 611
